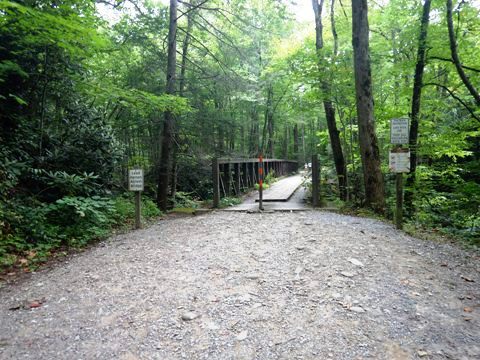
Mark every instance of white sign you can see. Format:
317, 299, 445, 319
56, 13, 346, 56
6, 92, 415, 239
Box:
389, 150, 410, 173
390, 118, 409, 144
129, 169, 144, 191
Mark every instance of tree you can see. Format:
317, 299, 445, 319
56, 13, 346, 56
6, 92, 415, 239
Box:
405, 0, 433, 215
446, 0, 480, 106
351, 0, 385, 212
311, 0, 347, 201
157, 0, 178, 211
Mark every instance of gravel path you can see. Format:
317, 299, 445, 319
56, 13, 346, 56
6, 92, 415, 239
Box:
0, 211, 479, 359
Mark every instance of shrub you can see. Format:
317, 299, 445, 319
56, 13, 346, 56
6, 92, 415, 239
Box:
113, 194, 162, 224
220, 197, 242, 208
46, 196, 115, 246
173, 191, 199, 209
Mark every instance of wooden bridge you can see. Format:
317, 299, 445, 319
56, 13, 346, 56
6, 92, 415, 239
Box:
212, 158, 298, 208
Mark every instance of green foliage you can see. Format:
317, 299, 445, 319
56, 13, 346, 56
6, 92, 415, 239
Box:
32, 169, 101, 197
172, 192, 199, 209
411, 166, 480, 244
85, 83, 191, 117
0, 193, 163, 270
264, 170, 277, 185
113, 195, 162, 223
219, 197, 242, 208
45, 196, 115, 246
254, 183, 270, 190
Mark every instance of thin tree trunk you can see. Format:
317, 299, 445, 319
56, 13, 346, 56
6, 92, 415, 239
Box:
405, 0, 432, 215
249, 106, 259, 156
293, 124, 299, 156
446, 0, 480, 106
302, 123, 306, 164
351, 0, 385, 212
240, 124, 245, 155
157, 0, 177, 211
179, 2, 194, 96
312, 0, 347, 200
169, 0, 195, 200
39, 46, 49, 159
261, 84, 274, 157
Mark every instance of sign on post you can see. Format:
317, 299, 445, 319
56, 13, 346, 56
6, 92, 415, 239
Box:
389, 147, 410, 230
128, 169, 143, 229
390, 118, 409, 144
389, 149, 411, 173
129, 169, 144, 191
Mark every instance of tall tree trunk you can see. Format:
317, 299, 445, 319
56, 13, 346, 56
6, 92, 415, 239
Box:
293, 123, 299, 157
405, 0, 432, 215
157, 0, 177, 211
170, 2, 197, 200
240, 125, 245, 155
446, 0, 480, 106
179, 2, 193, 97
249, 106, 259, 156
261, 84, 274, 157
283, 124, 289, 158
312, 0, 347, 200
169, 0, 194, 200
351, 0, 385, 212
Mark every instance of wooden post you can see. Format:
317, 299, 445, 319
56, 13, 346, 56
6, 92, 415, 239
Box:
135, 191, 141, 229
396, 173, 403, 229
212, 158, 220, 208
258, 155, 264, 211
129, 168, 144, 229
225, 163, 231, 196
234, 163, 241, 196
221, 163, 231, 197
312, 155, 320, 208
242, 163, 248, 191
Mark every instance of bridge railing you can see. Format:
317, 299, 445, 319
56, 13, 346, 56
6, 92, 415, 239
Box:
212, 158, 298, 208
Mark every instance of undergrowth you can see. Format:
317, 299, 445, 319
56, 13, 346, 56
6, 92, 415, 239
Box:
0, 194, 162, 272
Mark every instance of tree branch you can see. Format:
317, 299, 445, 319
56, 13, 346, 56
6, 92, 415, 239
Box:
428, 55, 480, 73
446, 0, 480, 106
423, 82, 479, 122
176, 0, 211, 21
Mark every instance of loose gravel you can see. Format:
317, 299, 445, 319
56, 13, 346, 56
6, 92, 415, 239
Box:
0, 211, 479, 359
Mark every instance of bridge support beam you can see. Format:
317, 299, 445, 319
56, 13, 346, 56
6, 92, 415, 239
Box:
212, 158, 220, 208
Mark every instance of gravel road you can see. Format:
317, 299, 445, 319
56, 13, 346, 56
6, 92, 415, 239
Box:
0, 211, 479, 359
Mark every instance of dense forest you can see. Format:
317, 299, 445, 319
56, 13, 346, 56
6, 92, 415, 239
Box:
1, 0, 479, 269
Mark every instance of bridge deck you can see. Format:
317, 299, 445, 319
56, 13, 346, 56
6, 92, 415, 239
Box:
256, 174, 303, 202
224, 173, 307, 212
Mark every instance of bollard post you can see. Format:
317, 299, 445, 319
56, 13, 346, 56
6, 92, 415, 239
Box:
396, 173, 403, 230
135, 191, 141, 229
258, 154, 264, 211
312, 155, 320, 208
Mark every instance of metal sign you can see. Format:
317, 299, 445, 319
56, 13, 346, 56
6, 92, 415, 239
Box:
390, 118, 409, 144
389, 149, 410, 173
128, 169, 144, 191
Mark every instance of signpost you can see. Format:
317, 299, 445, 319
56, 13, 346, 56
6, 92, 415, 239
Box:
311, 154, 320, 207
390, 118, 409, 145
389, 149, 410, 173
389, 118, 410, 230
258, 154, 264, 211
129, 169, 144, 229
